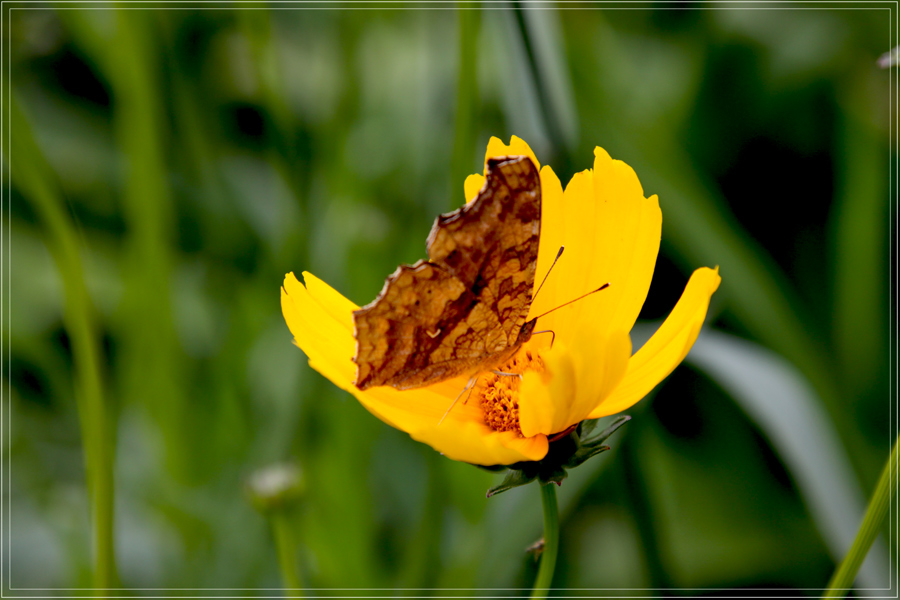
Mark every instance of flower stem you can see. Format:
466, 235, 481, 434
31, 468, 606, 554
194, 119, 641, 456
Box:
271, 512, 303, 595
531, 482, 559, 598
822, 434, 898, 598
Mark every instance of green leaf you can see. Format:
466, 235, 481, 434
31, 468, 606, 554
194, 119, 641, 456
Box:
686, 329, 894, 589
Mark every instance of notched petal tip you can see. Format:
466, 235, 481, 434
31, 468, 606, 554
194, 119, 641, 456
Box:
484, 136, 541, 173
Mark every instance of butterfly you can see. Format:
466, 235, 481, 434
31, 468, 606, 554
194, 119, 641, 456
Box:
352, 155, 541, 391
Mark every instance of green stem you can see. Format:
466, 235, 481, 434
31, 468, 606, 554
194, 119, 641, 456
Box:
822, 434, 898, 598
451, 3, 481, 200
271, 512, 303, 594
531, 482, 559, 598
10, 97, 118, 588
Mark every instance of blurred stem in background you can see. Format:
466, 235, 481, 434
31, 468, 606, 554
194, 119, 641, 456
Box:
271, 512, 303, 594
397, 452, 444, 588
237, 6, 308, 209
510, 2, 579, 171
619, 435, 672, 589
822, 434, 898, 598
451, 4, 481, 194
111, 8, 193, 479
512, 3, 563, 167
9, 97, 119, 588
530, 482, 559, 598
248, 464, 306, 594
831, 82, 886, 404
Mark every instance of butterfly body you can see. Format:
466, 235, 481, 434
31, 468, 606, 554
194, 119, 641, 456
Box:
352, 155, 542, 391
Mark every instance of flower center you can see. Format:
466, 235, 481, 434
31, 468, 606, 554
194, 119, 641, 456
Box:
479, 349, 544, 435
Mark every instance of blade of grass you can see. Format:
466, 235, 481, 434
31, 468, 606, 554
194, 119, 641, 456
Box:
450, 3, 481, 199
569, 15, 858, 467
488, 10, 550, 161
632, 139, 836, 403
831, 98, 886, 396
9, 96, 119, 588
684, 328, 894, 589
511, 2, 579, 168
396, 450, 444, 589
617, 137, 873, 470
110, 8, 191, 478
823, 434, 897, 597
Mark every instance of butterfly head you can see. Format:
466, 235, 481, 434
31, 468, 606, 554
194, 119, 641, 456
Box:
516, 318, 537, 345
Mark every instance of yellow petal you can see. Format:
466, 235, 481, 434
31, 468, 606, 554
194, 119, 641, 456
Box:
569, 328, 631, 424
533, 168, 595, 344
405, 417, 548, 465
483, 135, 541, 172
542, 149, 661, 348
518, 326, 631, 437
589, 266, 721, 418
464, 135, 540, 203
529, 165, 565, 326
589, 148, 662, 337
281, 272, 548, 465
281, 272, 356, 383
464, 173, 485, 203
518, 340, 575, 438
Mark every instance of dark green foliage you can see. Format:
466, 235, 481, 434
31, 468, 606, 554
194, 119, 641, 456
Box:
5, 4, 893, 592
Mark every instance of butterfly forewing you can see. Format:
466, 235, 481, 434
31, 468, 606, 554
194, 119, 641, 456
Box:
352, 155, 542, 391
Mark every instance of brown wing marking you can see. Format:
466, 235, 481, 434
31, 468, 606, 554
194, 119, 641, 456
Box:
354, 260, 483, 390
352, 155, 542, 391
425, 155, 541, 346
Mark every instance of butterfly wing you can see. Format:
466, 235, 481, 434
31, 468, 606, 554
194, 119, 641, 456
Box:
426, 155, 541, 346
352, 155, 541, 391
354, 260, 487, 390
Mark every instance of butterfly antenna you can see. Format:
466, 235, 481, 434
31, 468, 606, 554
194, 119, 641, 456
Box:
532, 246, 565, 304
439, 376, 477, 425
532, 282, 610, 321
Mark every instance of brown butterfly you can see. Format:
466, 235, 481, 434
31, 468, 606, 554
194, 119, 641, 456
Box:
352, 155, 541, 391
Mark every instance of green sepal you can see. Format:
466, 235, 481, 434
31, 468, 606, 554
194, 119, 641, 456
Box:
486, 469, 538, 497
566, 444, 611, 468
578, 418, 600, 438
478, 415, 631, 497
583, 415, 630, 446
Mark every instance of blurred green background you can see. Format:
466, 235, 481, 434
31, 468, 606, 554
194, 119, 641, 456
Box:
4, 2, 896, 594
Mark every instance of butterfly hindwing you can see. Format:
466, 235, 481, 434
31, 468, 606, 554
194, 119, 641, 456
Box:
354, 260, 479, 390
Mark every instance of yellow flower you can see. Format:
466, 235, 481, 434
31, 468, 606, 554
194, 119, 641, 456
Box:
281, 136, 720, 467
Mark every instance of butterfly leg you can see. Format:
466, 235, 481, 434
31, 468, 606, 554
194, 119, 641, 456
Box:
438, 376, 478, 425
531, 329, 556, 348
492, 370, 524, 380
